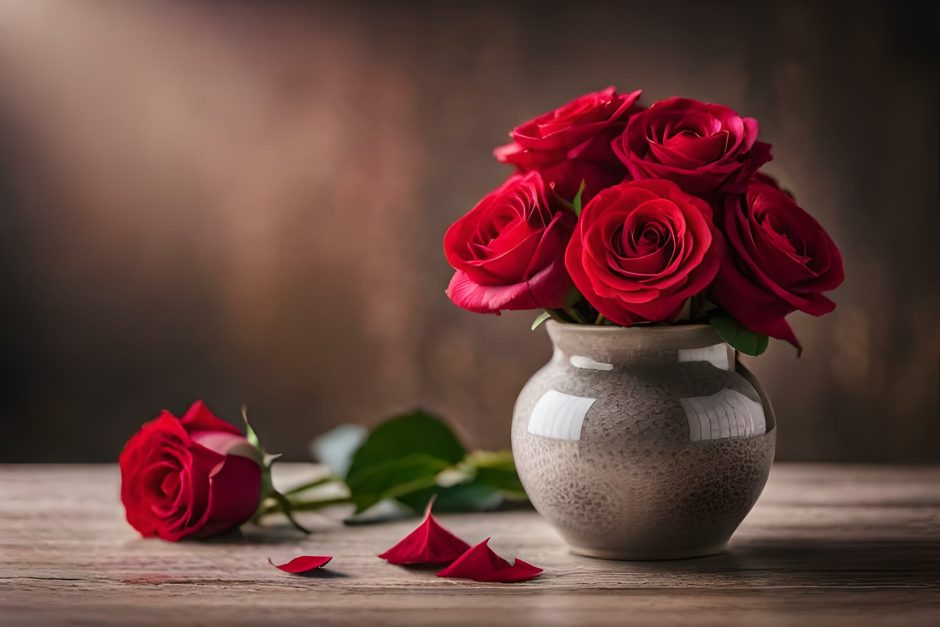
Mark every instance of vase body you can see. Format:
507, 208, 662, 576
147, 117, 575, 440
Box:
511, 321, 775, 560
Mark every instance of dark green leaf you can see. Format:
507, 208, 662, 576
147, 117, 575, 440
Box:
345, 409, 466, 487
465, 450, 526, 496
564, 286, 583, 308
345, 453, 450, 513
396, 480, 504, 513
709, 310, 769, 356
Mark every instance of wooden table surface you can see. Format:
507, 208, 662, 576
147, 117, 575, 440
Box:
1, 464, 938, 626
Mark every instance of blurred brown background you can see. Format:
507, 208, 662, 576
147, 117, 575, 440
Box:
0, 0, 937, 463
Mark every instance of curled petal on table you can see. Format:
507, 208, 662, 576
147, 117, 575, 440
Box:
268, 555, 333, 573
378, 495, 471, 565
437, 538, 542, 582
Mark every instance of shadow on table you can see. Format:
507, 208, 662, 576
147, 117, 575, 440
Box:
634, 537, 940, 587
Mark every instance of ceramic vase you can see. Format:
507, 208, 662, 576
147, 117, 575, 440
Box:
511, 321, 775, 559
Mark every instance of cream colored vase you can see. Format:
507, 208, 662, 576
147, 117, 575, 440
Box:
511, 321, 775, 560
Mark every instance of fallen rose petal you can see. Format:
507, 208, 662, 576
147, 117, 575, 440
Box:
269, 555, 332, 573
378, 495, 471, 565
491, 558, 543, 582
437, 538, 542, 582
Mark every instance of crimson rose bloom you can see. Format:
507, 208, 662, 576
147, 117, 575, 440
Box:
565, 179, 723, 325
712, 179, 844, 351
613, 97, 772, 195
444, 172, 575, 314
120, 401, 262, 541
494, 87, 642, 201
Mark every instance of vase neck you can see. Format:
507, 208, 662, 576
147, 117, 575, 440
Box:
545, 321, 734, 371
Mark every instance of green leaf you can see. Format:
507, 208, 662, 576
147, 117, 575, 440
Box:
344, 409, 466, 513
572, 180, 586, 217
394, 450, 527, 513
709, 310, 769, 356
346, 409, 466, 486
336, 408, 529, 517
531, 311, 552, 331
345, 453, 450, 513
564, 286, 582, 308
396, 480, 504, 513
465, 450, 526, 496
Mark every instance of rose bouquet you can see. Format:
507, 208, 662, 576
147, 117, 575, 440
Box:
444, 87, 844, 354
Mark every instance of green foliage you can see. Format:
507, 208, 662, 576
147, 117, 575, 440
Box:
339, 409, 529, 518
345, 453, 451, 513
464, 450, 526, 497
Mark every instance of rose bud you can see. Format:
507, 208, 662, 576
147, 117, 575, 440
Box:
494, 87, 642, 202
119, 401, 263, 541
612, 97, 772, 196
444, 172, 576, 314
712, 179, 844, 351
565, 179, 723, 325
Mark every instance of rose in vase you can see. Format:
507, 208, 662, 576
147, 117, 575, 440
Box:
495, 87, 642, 202
612, 97, 772, 196
444, 171, 576, 314
712, 178, 845, 351
564, 178, 724, 325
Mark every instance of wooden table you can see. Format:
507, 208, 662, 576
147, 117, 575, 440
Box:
1, 464, 938, 626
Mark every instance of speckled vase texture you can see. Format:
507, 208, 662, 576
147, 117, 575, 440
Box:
512, 321, 776, 560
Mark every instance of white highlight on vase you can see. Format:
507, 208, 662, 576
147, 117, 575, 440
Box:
569, 355, 614, 371
681, 388, 766, 442
528, 390, 596, 441
677, 343, 731, 371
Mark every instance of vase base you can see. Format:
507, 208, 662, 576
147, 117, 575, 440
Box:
568, 542, 728, 561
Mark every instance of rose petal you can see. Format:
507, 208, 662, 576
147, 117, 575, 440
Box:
269, 555, 333, 573
179, 400, 243, 436
437, 538, 542, 583
378, 496, 471, 565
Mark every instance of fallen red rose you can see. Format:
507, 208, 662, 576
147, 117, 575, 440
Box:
269, 555, 333, 573
378, 496, 471, 565
437, 538, 542, 582
119, 401, 263, 542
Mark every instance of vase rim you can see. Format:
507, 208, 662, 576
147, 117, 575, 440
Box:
544, 320, 712, 333
544, 319, 725, 353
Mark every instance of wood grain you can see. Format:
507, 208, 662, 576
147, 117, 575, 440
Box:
1, 464, 938, 626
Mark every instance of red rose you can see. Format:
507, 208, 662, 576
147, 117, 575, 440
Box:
444, 172, 575, 314
119, 401, 262, 541
613, 97, 772, 195
565, 179, 723, 325
494, 87, 642, 201
712, 180, 844, 351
